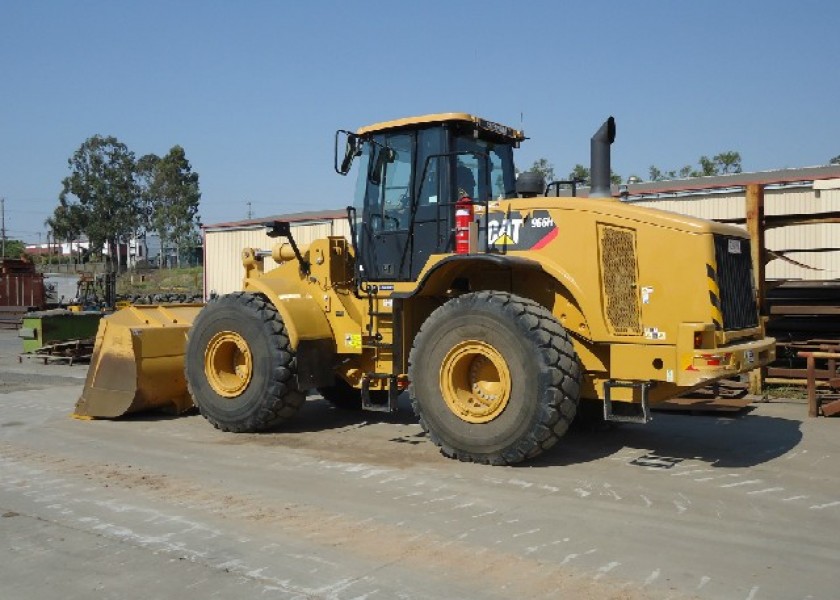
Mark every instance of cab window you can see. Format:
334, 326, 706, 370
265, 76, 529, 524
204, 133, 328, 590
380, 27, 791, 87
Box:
364, 133, 413, 231
453, 136, 517, 201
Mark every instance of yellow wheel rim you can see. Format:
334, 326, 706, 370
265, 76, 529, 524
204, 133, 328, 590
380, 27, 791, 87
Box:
440, 340, 511, 423
204, 331, 253, 397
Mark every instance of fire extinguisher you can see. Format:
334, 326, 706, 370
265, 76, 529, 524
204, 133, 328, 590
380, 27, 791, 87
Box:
455, 196, 473, 255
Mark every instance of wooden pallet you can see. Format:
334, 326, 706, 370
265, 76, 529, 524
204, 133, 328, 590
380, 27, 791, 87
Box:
18, 338, 94, 366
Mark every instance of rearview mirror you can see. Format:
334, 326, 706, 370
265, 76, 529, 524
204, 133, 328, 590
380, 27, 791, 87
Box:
334, 130, 359, 176
368, 145, 394, 186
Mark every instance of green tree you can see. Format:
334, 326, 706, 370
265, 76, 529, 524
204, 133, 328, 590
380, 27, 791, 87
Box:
698, 156, 717, 176
55, 135, 139, 273
648, 165, 664, 181
528, 158, 555, 183
830, 155, 840, 165
1, 239, 26, 259
135, 153, 160, 233
562, 164, 622, 190
45, 200, 86, 263
648, 150, 742, 181
714, 151, 742, 174
139, 146, 201, 268
569, 164, 590, 184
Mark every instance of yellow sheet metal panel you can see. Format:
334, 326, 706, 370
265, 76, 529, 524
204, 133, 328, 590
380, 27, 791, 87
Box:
243, 276, 334, 348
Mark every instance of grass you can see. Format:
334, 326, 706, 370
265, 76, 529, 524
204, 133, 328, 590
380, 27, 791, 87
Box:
764, 384, 809, 400
117, 267, 203, 296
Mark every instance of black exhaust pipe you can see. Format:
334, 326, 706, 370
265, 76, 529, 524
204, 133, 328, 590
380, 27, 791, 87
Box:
589, 116, 616, 198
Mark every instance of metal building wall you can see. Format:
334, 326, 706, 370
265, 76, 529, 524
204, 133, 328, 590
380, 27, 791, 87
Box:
629, 184, 840, 281
203, 219, 351, 298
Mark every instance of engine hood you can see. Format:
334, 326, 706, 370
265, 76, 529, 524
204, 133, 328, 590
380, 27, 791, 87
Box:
498, 197, 748, 238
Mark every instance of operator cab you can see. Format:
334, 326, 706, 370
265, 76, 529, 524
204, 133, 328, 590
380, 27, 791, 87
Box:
335, 113, 524, 282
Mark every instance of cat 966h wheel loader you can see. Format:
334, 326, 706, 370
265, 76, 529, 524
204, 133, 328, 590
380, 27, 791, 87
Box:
74, 113, 775, 465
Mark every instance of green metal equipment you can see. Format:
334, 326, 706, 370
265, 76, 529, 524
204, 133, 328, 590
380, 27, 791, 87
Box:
18, 310, 103, 354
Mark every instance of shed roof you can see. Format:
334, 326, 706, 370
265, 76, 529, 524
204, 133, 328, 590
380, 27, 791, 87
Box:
621, 165, 840, 198
204, 208, 348, 231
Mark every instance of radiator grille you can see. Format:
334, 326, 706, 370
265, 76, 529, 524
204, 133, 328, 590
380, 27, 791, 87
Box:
712, 235, 759, 331
599, 224, 642, 335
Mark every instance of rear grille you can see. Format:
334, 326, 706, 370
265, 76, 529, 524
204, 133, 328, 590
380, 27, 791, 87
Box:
598, 224, 642, 335
712, 235, 758, 331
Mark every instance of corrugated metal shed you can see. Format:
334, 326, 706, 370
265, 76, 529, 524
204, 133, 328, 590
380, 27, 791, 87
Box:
203, 209, 350, 298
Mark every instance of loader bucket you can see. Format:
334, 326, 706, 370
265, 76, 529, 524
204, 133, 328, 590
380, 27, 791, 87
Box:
74, 304, 204, 418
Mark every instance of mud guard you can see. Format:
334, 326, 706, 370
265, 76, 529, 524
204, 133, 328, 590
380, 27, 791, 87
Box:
243, 278, 336, 390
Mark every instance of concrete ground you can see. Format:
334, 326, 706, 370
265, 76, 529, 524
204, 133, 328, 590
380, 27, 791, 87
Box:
1, 328, 838, 599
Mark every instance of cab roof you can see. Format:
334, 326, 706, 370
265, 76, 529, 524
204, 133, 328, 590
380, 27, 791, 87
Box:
357, 112, 525, 141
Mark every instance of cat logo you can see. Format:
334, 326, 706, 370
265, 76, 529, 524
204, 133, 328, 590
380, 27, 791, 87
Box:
494, 233, 516, 246
477, 209, 557, 250
488, 218, 524, 247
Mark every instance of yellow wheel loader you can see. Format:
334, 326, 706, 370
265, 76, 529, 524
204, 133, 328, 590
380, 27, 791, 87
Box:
75, 113, 775, 465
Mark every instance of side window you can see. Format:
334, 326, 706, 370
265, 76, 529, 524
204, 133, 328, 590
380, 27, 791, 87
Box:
455, 154, 479, 200
379, 133, 413, 230
489, 148, 508, 200
454, 136, 516, 201
416, 128, 443, 210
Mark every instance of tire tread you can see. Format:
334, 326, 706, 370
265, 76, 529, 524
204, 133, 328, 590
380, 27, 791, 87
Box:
408, 291, 580, 465
186, 292, 304, 433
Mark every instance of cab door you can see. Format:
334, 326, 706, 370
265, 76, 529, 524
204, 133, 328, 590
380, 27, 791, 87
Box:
356, 132, 414, 281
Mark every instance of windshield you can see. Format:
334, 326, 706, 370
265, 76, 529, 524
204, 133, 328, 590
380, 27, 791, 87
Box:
453, 135, 517, 201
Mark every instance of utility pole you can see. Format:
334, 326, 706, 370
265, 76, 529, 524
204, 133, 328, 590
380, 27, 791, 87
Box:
246, 201, 252, 220
746, 184, 766, 395
1, 197, 6, 258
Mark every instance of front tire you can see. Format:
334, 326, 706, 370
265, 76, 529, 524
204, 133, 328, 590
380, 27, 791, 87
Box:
185, 292, 304, 432
408, 291, 580, 465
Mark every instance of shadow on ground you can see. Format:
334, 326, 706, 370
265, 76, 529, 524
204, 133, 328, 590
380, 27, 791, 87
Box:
111, 393, 803, 470
115, 392, 419, 430
529, 409, 803, 469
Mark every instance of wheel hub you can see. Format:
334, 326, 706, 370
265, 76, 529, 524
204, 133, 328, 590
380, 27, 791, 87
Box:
440, 340, 511, 423
204, 331, 253, 397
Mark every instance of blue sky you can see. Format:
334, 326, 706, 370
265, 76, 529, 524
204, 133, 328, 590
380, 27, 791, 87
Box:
2, 0, 839, 243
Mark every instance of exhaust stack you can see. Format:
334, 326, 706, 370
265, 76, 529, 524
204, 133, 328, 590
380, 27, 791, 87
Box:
589, 116, 616, 198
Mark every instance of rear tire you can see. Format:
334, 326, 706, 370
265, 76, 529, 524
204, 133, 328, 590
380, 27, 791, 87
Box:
408, 291, 580, 465
185, 292, 304, 432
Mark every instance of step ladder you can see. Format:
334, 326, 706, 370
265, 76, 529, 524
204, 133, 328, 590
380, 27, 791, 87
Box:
603, 380, 654, 423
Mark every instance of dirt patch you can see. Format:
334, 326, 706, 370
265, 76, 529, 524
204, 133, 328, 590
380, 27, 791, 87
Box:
1, 443, 661, 600
202, 398, 443, 469
0, 371, 82, 394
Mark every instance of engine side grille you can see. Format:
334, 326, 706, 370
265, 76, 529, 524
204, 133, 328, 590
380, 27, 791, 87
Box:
598, 224, 642, 336
712, 235, 758, 331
